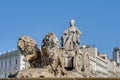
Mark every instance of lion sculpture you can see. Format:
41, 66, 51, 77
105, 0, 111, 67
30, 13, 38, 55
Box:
41, 32, 66, 77
17, 35, 44, 68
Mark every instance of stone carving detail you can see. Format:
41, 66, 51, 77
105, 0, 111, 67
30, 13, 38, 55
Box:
73, 50, 82, 73
17, 20, 93, 78
81, 52, 91, 77
17, 35, 44, 68
41, 32, 59, 66
61, 19, 82, 50
82, 52, 90, 72
41, 32, 66, 77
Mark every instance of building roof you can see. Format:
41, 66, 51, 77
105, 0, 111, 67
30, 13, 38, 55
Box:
0, 50, 20, 60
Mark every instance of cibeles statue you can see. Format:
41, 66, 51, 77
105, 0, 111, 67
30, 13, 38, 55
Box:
60, 20, 92, 77
61, 19, 82, 50
61, 20, 82, 69
17, 20, 92, 78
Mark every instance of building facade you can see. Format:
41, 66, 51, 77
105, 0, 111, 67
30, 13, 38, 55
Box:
0, 50, 26, 78
113, 47, 120, 66
80, 45, 120, 78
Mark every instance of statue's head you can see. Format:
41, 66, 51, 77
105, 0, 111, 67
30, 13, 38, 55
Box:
70, 19, 75, 27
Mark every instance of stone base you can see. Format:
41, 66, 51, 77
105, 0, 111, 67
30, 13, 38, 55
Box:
17, 68, 93, 78
65, 71, 83, 78
17, 68, 55, 78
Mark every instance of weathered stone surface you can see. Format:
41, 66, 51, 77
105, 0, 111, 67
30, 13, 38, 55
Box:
17, 35, 44, 68
61, 19, 82, 50
41, 32, 66, 77
17, 20, 93, 78
17, 68, 55, 78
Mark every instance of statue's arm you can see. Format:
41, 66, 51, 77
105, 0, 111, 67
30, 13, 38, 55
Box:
63, 29, 69, 35
76, 28, 82, 36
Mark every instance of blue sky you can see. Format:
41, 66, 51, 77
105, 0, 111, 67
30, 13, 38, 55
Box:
0, 0, 120, 59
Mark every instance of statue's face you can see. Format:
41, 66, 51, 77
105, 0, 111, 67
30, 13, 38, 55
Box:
70, 19, 75, 27
70, 22, 74, 26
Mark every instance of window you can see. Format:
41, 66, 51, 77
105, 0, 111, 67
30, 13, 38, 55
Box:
1, 62, 3, 68
119, 52, 120, 57
9, 60, 11, 65
5, 61, 7, 66
16, 59, 17, 64
5, 73, 7, 78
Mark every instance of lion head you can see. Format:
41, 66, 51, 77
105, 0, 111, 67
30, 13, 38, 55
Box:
41, 32, 59, 66
17, 35, 37, 56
